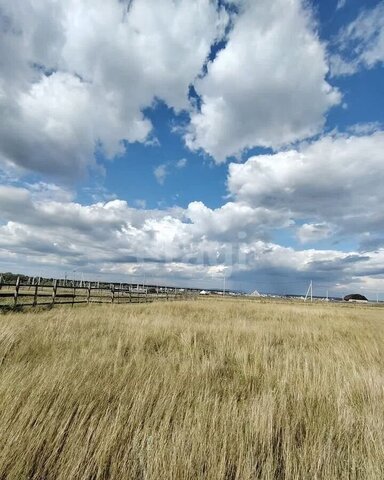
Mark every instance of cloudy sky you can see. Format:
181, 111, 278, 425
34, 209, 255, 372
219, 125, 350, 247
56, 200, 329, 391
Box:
0, 0, 383, 297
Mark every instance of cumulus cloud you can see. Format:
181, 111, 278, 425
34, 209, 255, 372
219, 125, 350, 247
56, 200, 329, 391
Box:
185, 0, 340, 161
186, 201, 291, 242
0, 184, 383, 294
228, 130, 384, 240
1, 72, 151, 178
0, 0, 342, 176
0, 0, 228, 178
330, 2, 384, 76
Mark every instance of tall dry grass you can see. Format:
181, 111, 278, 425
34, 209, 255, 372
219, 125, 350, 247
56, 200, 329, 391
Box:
0, 300, 383, 479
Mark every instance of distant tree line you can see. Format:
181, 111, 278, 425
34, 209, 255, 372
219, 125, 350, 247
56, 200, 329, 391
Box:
0, 272, 55, 286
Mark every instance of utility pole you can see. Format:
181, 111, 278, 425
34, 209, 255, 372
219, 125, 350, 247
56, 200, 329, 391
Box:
223, 275, 226, 295
304, 280, 313, 302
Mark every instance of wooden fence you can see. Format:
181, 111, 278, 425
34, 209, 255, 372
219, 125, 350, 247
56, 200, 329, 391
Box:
0, 277, 196, 310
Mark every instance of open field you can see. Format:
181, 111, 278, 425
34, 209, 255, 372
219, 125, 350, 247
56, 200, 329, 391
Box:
1, 300, 383, 479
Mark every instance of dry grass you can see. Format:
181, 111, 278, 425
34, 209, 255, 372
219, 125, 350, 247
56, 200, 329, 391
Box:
0, 299, 383, 479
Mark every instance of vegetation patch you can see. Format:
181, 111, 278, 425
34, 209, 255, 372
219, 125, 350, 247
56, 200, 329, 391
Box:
0, 300, 383, 479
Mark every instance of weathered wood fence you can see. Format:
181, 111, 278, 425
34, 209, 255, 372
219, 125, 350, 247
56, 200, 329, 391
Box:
0, 276, 196, 310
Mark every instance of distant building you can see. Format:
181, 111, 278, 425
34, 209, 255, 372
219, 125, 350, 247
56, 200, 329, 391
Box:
344, 294, 368, 303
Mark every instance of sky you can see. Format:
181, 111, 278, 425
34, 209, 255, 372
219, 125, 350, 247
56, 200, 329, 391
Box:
0, 0, 383, 298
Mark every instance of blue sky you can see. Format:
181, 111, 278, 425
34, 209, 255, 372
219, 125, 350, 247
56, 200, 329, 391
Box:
98, 102, 229, 211
0, 0, 383, 297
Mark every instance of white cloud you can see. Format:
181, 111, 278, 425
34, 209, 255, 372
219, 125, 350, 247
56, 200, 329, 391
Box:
1, 72, 151, 178
154, 158, 189, 184
185, 201, 291, 242
185, 0, 340, 162
336, 0, 346, 11
0, 0, 228, 178
328, 53, 359, 76
331, 2, 384, 76
0, 183, 383, 294
24, 182, 74, 203
61, 0, 228, 112
297, 223, 334, 244
154, 164, 168, 185
176, 158, 188, 169
228, 130, 384, 239
0, 0, 343, 176
346, 122, 382, 135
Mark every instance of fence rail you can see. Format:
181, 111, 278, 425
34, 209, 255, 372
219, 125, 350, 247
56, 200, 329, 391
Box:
0, 277, 196, 310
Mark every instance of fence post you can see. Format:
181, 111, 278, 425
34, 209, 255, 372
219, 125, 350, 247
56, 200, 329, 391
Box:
14, 276, 20, 307
72, 285, 75, 307
33, 282, 39, 307
52, 279, 58, 306
87, 282, 91, 304
111, 285, 115, 303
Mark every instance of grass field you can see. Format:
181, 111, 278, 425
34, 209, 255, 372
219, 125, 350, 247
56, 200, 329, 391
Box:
1, 299, 383, 479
